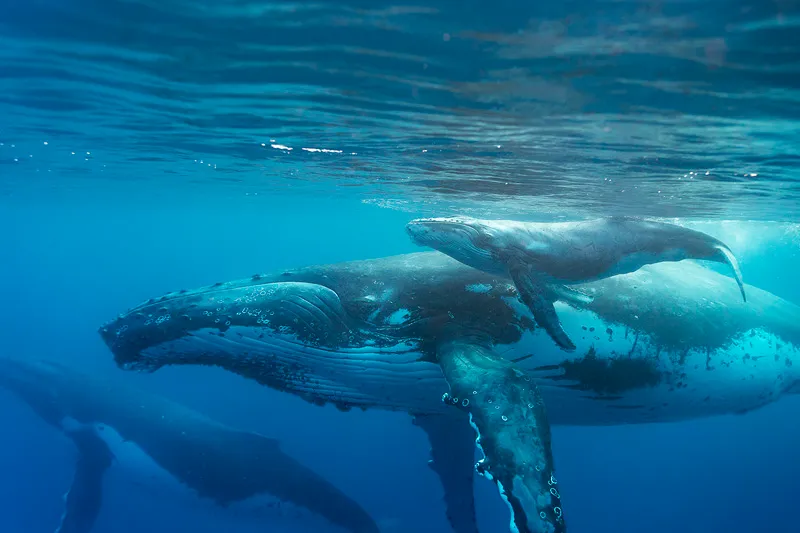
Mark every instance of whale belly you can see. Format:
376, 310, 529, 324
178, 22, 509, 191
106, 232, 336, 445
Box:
500, 304, 800, 425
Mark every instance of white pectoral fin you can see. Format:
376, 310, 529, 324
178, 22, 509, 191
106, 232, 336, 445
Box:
56, 427, 115, 533
413, 413, 479, 533
550, 284, 594, 306
437, 342, 566, 533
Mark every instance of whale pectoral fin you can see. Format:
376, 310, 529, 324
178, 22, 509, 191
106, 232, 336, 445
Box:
549, 285, 594, 306
437, 342, 566, 533
57, 427, 114, 533
413, 413, 479, 533
509, 269, 576, 352
713, 245, 746, 302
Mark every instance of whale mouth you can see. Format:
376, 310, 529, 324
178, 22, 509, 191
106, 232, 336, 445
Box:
99, 280, 440, 411
99, 281, 359, 372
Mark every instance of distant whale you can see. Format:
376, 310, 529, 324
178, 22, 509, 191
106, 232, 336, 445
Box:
99, 252, 800, 533
407, 216, 746, 351
0, 357, 379, 533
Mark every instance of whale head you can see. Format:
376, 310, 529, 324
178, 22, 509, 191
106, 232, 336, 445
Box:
98, 280, 364, 374
0, 357, 70, 425
406, 217, 502, 273
0, 357, 61, 391
0, 357, 35, 393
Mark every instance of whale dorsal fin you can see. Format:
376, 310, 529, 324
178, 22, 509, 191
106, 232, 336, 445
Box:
509, 268, 576, 352
56, 425, 114, 533
413, 413, 479, 533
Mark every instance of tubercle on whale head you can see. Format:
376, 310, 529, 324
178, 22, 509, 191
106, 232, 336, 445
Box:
406, 216, 481, 244
98, 280, 359, 373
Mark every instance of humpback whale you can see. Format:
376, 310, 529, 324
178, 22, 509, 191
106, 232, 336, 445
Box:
99, 252, 800, 533
0, 357, 379, 533
406, 216, 746, 351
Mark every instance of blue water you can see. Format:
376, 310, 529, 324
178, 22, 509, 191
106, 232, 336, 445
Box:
2, 1, 800, 533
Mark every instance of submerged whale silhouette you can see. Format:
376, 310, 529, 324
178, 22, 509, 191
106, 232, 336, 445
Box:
0, 357, 379, 533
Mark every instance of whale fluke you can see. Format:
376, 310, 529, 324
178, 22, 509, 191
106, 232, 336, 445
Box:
438, 341, 566, 533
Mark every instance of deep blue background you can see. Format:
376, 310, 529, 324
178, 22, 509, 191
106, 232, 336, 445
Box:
1, 189, 799, 533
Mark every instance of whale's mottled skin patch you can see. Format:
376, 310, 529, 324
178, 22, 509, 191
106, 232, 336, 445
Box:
406, 216, 747, 351
0, 357, 380, 533
535, 347, 663, 395
100, 251, 800, 533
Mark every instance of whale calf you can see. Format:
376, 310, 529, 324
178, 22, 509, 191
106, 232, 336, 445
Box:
406, 216, 746, 351
99, 252, 799, 533
0, 357, 379, 533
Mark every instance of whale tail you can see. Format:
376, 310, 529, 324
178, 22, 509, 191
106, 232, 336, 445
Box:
713, 244, 746, 302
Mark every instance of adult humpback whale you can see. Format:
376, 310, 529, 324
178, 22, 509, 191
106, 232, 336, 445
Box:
99, 252, 800, 533
0, 357, 379, 533
406, 216, 746, 351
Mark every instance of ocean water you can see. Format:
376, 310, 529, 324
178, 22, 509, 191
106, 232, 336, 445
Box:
1, 1, 800, 533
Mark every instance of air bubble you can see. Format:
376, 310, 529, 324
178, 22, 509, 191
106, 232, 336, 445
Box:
501, 415, 508, 421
